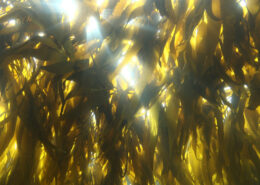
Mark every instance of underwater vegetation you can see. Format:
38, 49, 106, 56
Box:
0, 0, 259, 184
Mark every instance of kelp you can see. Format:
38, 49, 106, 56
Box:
0, 0, 259, 184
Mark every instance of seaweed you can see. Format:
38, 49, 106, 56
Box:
0, 0, 259, 184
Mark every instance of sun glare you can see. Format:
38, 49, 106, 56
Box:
86, 16, 102, 41
8, 19, 16, 26
96, 0, 104, 7
118, 56, 140, 87
87, 17, 99, 32
38, 32, 45, 37
238, 0, 246, 8
120, 65, 136, 87
139, 107, 148, 119
60, 0, 78, 21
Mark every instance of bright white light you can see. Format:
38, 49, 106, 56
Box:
127, 40, 133, 45
24, 36, 30, 41
147, 110, 150, 117
224, 86, 231, 92
224, 106, 231, 121
96, 0, 104, 6
157, 14, 162, 21
9, 19, 16, 26
117, 56, 124, 65
128, 19, 136, 25
224, 86, 232, 103
227, 96, 232, 103
87, 17, 99, 32
60, 0, 78, 21
141, 108, 146, 114
140, 108, 147, 119
32, 57, 39, 68
38, 32, 45, 37
239, 0, 246, 7
120, 65, 135, 87
86, 16, 102, 41
90, 111, 96, 125
132, 56, 138, 63
122, 50, 127, 55
162, 102, 166, 108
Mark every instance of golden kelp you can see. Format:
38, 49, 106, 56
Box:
0, 0, 259, 184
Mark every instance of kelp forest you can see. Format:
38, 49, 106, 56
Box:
0, 0, 259, 184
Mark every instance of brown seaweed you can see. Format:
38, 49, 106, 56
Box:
0, 0, 259, 185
